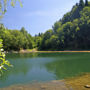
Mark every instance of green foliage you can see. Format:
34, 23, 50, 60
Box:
40, 29, 53, 50
85, 0, 88, 6
53, 22, 62, 33
0, 0, 22, 75
61, 0, 89, 25
0, 39, 11, 76
0, 26, 34, 51
0, 0, 22, 18
39, 1, 90, 50
0, 0, 90, 51
79, 0, 84, 8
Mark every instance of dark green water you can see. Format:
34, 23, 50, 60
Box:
0, 52, 90, 88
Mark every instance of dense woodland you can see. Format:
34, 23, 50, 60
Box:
0, 26, 35, 51
38, 0, 90, 50
0, 0, 90, 51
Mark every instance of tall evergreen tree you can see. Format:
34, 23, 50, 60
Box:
85, 0, 88, 6
79, 0, 84, 8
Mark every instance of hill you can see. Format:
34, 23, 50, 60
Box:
37, 0, 90, 50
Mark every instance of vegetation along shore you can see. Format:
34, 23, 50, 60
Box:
0, 0, 90, 51
0, 0, 90, 90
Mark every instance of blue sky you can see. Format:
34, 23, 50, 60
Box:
2, 0, 86, 36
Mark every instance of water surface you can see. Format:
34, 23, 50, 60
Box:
0, 52, 90, 88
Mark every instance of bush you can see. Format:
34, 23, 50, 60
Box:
0, 39, 11, 76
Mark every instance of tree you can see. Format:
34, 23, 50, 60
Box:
20, 27, 28, 35
85, 0, 88, 6
40, 29, 53, 50
39, 0, 90, 50
20, 27, 34, 49
0, 39, 11, 75
79, 0, 84, 8
53, 22, 61, 33
0, 0, 22, 18
0, 0, 22, 73
49, 35, 59, 50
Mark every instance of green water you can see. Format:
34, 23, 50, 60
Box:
0, 52, 90, 88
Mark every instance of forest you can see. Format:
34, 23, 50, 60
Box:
0, 0, 90, 51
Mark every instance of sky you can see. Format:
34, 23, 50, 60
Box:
1, 0, 85, 36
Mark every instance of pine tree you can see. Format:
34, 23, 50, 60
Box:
79, 0, 84, 8
85, 0, 88, 6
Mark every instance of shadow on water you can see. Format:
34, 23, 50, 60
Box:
45, 52, 90, 79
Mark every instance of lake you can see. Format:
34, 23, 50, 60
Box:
0, 52, 90, 88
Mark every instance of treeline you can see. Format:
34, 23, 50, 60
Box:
0, 25, 35, 51
35, 0, 90, 50
0, 0, 90, 51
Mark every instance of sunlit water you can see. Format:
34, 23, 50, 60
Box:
0, 52, 90, 88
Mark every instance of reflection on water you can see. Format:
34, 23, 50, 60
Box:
0, 52, 90, 88
46, 54, 90, 79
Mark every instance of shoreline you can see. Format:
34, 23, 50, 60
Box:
0, 73, 90, 90
6, 50, 90, 53
36, 50, 90, 53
